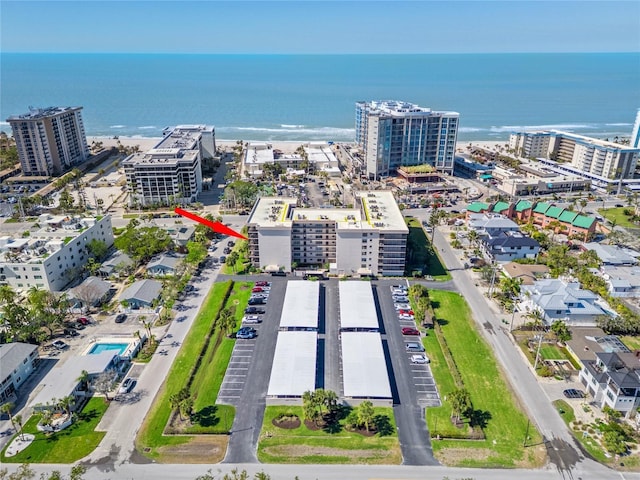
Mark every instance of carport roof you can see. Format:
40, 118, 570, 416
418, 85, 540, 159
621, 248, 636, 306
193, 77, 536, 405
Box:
267, 331, 317, 397
339, 281, 379, 330
279, 281, 319, 329
341, 332, 391, 399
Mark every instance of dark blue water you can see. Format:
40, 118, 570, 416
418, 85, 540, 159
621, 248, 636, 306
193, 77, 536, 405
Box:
1, 53, 638, 141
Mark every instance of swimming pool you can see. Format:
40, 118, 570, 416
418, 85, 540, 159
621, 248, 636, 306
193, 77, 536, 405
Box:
88, 343, 129, 355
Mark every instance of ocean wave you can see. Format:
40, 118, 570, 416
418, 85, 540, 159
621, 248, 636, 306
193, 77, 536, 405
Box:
280, 124, 305, 129
490, 123, 598, 133
458, 127, 484, 133
0, 121, 9, 127
109, 125, 126, 129
220, 126, 354, 136
138, 126, 157, 130
605, 123, 632, 126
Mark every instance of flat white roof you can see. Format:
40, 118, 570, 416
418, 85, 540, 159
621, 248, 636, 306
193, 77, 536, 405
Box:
341, 332, 391, 399
279, 281, 320, 329
339, 281, 379, 330
267, 331, 317, 397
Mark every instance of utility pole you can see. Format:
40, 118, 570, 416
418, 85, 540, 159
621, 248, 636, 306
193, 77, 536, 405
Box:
509, 304, 517, 332
533, 330, 544, 370
488, 262, 498, 296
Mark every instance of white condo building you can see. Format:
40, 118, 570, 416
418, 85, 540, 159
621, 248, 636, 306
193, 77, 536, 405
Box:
0, 215, 114, 292
124, 125, 213, 207
6, 106, 89, 176
246, 190, 408, 276
355, 100, 459, 177
631, 109, 640, 149
243, 142, 340, 178
509, 130, 640, 191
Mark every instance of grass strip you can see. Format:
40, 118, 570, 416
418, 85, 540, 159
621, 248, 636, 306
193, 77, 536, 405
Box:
1, 397, 107, 463
258, 406, 401, 464
136, 280, 235, 459
425, 290, 544, 467
404, 217, 451, 280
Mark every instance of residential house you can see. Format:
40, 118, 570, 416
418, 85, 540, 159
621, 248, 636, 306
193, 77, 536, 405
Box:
529, 202, 597, 240
0, 342, 38, 403
520, 278, 612, 326
513, 200, 533, 222
582, 243, 639, 266
168, 225, 195, 248
67, 276, 113, 311
501, 262, 549, 285
601, 266, 640, 298
465, 202, 490, 219
467, 213, 520, 237
481, 231, 540, 262
146, 254, 183, 276
580, 351, 640, 418
119, 279, 162, 309
98, 252, 134, 278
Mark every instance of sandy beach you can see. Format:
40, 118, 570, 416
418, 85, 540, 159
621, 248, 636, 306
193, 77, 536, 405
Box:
88, 135, 507, 155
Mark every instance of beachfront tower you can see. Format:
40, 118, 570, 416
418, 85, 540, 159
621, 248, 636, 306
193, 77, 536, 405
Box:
6, 106, 90, 176
355, 100, 459, 178
631, 108, 640, 149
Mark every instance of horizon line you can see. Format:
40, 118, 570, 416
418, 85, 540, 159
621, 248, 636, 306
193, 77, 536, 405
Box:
3, 51, 639, 55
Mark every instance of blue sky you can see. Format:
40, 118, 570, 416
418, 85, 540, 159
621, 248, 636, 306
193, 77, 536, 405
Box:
2, 1, 639, 54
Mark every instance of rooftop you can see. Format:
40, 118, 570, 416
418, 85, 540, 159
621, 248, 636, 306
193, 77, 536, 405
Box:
0, 342, 37, 381
359, 100, 459, 118
341, 332, 392, 399
279, 281, 320, 329
7, 106, 82, 122
339, 281, 379, 330
501, 262, 549, 285
267, 331, 317, 397
583, 243, 639, 265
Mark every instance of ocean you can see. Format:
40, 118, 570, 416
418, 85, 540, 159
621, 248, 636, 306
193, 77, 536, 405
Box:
1, 53, 639, 142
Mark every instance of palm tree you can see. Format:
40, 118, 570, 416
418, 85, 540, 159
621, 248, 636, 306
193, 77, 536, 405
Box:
76, 370, 90, 392
14, 413, 25, 441
357, 400, 375, 432
449, 388, 471, 423
525, 309, 545, 329
58, 395, 75, 416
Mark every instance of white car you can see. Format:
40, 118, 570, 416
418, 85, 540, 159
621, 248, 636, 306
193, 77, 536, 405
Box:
242, 315, 262, 324
411, 354, 430, 364
118, 378, 135, 394
398, 313, 415, 321
394, 303, 411, 310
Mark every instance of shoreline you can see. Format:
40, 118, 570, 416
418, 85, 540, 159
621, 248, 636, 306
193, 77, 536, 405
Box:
88, 136, 507, 155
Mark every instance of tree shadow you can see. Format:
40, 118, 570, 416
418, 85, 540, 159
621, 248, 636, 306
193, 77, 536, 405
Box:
192, 405, 220, 427
322, 405, 351, 434
465, 408, 492, 429
373, 414, 394, 436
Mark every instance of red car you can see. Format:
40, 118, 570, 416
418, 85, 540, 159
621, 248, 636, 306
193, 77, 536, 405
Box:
252, 287, 264, 293
77, 317, 90, 325
401, 327, 420, 336
398, 309, 415, 316
255, 281, 270, 287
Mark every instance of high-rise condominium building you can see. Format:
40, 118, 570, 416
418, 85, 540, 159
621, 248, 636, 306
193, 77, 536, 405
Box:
124, 125, 213, 207
246, 191, 408, 276
631, 109, 640, 149
355, 100, 459, 177
6, 106, 89, 176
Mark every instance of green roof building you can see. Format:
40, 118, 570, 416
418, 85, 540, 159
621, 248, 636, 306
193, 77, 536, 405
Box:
492, 201, 510, 214
467, 202, 490, 213
533, 202, 551, 214
558, 210, 579, 224
545, 206, 564, 219
572, 215, 596, 229
515, 200, 532, 212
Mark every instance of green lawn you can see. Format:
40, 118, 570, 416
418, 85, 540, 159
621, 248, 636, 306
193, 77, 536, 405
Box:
257, 406, 401, 464
620, 336, 640, 351
539, 345, 569, 361
1, 397, 107, 463
552, 400, 575, 424
221, 239, 250, 274
598, 207, 639, 229
404, 217, 451, 280
136, 280, 235, 459
425, 290, 543, 468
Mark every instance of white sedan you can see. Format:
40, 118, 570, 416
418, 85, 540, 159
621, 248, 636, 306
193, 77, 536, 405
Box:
411, 354, 430, 364
242, 315, 262, 324
398, 313, 415, 321
394, 303, 411, 310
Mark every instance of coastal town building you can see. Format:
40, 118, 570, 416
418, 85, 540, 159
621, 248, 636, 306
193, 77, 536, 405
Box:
123, 126, 211, 207
0, 342, 39, 403
355, 100, 459, 177
119, 279, 162, 310
6, 106, 89, 176
631, 108, 640, 149
243, 142, 340, 178
0, 215, 114, 292
246, 190, 408, 276
519, 278, 612, 326
509, 130, 640, 192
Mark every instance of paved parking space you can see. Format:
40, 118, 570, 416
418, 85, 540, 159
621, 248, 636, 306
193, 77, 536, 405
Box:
218, 338, 258, 404
408, 362, 441, 407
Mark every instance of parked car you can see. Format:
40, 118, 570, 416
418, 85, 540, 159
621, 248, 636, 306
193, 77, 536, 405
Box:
52, 340, 68, 350
242, 315, 262, 324
563, 389, 585, 399
401, 327, 420, 336
220, 256, 227, 263
115, 313, 127, 323
244, 306, 265, 314
118, 378, 136, 394
398, 309, 415, 316
271, 271, 286, 277
255, 281, 271, 287
252, 287, 266, 293
236, 327, 257, 339
63, 328, 79, 337
77, 317, 90, 325
390, 285, 407, 292
251, 293, 269, 299
392, 296, 409, 303
394, 303, 411, 310
411, 354, 430, 364
405, 342, 425, 352
398, 313, 415, 321
248, 297, 266, 305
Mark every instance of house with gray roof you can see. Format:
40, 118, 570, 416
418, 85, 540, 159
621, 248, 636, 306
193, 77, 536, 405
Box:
601, 266, 640, 298
583, 243, 639, 266
579, 351, 640, 418
467, 213, 520, 237
99, 252, 134, 277
0, 342, 38, 403
520, 278, 612, 326
169, 225, 196, 247
119, 279, 162, 309
67, 276, 113, 310
146, 253, 183, 276
481, 231, 540, 262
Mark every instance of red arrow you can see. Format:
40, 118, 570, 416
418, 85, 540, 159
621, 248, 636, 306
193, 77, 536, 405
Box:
174, 208, 248, 240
